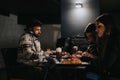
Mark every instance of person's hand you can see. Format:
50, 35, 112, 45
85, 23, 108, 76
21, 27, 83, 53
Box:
82, 52, 97, 59
31, 53, 39, 59
46, 49, 52, 54
46, 49, 57, 55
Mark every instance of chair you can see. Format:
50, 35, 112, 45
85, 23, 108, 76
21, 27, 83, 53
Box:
1, 48, 26, 80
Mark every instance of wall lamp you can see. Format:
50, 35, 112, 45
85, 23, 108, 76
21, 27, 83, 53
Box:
75, 2, 83, 8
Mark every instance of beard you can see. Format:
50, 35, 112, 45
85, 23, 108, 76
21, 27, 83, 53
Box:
34, 33, 40, 37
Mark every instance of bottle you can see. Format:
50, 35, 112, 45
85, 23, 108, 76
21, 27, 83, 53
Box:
38, 50, 44, 62
56, 47, 62, 62
72, 46, 78, 54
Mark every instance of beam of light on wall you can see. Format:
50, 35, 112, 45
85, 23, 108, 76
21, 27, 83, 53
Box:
61, 0, 99, 37
65, 7, 98, 30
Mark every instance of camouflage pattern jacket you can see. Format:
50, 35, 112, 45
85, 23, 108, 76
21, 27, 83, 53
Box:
17, 32, 41, 64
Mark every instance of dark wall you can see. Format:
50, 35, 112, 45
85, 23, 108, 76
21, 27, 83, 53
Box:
0, 14, 25, 48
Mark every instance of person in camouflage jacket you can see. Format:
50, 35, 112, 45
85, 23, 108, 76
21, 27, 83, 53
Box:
17, 19, 42, 64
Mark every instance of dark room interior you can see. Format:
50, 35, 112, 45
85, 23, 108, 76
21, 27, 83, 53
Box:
0, 0, 120, 80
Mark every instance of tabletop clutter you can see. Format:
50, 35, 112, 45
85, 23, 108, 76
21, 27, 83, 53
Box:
36, 47, 90, 65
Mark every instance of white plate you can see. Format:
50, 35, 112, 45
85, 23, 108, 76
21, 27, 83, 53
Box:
81, 62, 90, 65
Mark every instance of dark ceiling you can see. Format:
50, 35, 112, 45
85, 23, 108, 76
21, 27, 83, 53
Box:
0, 0, 120, 24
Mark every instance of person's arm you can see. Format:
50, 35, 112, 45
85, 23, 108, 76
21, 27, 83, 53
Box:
19, 34, 36, 59
83, 44, 98, 59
